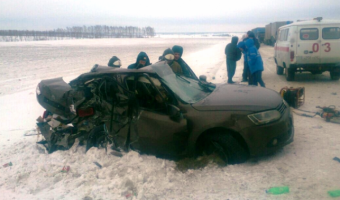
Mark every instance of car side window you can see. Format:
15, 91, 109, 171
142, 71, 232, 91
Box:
300, 28, 319, 40
125, 75, 171, 112
322, 27, 340, 39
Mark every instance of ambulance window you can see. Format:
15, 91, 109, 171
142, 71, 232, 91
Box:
284, 29, 289, 41
300, 28, 319, 40
279, 29, 289, 41
322, 27, 340, 39
278, 31, 283, 41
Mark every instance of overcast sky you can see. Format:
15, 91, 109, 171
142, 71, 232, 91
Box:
0, 0, 339, 33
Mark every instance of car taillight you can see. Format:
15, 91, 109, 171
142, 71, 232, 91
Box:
77, 108, 94, 117
290, 51, 295, 62
43, 111, 48, 119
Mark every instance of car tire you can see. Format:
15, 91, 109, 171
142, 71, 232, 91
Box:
285, 67, 295, 81
200, 133, 248, 164
276, 65, 284, 75
330, 71, 340, 81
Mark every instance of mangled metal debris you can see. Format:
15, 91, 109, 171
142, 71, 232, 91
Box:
36, 74, 140, 153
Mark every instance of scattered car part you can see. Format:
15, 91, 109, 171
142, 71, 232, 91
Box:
280, 87, 305, 108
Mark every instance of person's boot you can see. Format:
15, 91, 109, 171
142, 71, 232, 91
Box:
228, 80, 235, 84
241, 78, 248, 82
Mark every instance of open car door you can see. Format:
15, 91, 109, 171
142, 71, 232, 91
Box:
124, 73, 189, 157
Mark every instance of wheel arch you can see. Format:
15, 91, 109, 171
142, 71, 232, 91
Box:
194, 127, 250, 157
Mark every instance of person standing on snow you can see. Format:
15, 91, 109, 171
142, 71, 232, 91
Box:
160, 48, 183, 74
244, 39, 265, 87
225, 36, 242, 84
238, 37, 250, 84
127, 52, 151, 69
172, 45, 198, 80
240, 31, 260, 83
246, 31, 260, 50
107, 56, 122, 68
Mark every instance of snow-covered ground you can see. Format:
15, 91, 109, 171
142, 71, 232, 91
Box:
1, 38, 340, 200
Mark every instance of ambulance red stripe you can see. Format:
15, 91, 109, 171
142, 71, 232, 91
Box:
275, 46, 289, 52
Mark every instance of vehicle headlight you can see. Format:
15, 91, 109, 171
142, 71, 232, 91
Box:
248, 110, 281, 125
36, 84, 41, 95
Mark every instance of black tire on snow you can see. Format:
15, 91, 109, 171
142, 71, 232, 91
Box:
330, 71, 340, 81
285, 67, 295, 81
276, 65, 284, 75
200, 133, 248, 164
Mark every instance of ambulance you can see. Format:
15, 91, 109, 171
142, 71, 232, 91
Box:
274, 18, 340, 81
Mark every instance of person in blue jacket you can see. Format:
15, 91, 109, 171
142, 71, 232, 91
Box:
127, 52, 151, 69
237, 41, 251, 85
244, 39, 265, 87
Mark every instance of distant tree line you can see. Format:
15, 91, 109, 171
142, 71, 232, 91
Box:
0, 25, 156, 42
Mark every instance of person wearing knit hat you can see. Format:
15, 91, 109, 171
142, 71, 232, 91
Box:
160, 48, 183, 74
107, 56, 122, 68
128, 52, 151, 69
172, 45, 198, 80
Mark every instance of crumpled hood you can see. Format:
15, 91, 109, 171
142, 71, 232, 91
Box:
192, 84, 283, 112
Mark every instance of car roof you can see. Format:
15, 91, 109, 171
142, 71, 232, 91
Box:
69, 61, 169, 86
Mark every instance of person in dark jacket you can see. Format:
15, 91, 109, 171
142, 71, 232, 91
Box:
172, 45, 198, 80
107, 56, 121, 68
244, 39, 265, 87
160, 48, 183, 74
127, 52, 151, 69
225, 36, 242, 83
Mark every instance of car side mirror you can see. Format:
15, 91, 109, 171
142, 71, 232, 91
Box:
168, 104, 182, 122
199, 75, 207, 82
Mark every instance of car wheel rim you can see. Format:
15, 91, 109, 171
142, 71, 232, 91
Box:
210, 141, 229, 164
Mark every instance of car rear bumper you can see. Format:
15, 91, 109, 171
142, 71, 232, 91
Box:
240, 107, 294, 157
290, 64, 340, 72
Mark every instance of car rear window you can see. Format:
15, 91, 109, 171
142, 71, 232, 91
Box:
322, 27, 340, 39
300, 28, 319, 40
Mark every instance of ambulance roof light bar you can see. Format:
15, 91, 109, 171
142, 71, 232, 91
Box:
313, 17, 323, 22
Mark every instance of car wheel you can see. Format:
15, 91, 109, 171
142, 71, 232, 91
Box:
200, 133, 248, 164
285, 67, 295, 81
276, 65, 284, 75
330, 71, 340, 80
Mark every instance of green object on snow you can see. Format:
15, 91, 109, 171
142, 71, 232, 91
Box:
266, 186, 290, 195
328, 190, 340, 197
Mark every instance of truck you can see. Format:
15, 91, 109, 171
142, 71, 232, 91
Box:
274, 18, 340, 81
264, 21, 293, 46
251, 27, 265, 43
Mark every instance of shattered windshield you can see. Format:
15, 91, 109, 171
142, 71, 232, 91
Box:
150, 62, 213, 104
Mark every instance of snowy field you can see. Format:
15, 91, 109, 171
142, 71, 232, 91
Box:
1, 37, 340, 200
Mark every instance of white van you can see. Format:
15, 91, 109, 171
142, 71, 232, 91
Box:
274, 18, 340, 81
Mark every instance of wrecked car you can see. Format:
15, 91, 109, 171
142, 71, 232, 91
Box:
36, 61, 294, 164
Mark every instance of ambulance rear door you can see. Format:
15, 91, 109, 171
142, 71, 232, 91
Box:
297, 26, 321, 64
320, 26, 340, 64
